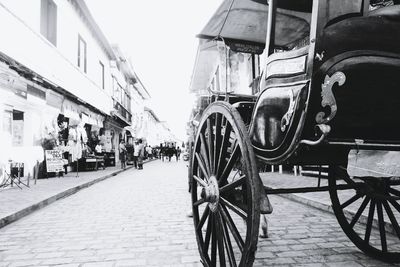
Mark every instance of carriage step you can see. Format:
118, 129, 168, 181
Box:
301, 165, 329, 178
300, 170, 328, 178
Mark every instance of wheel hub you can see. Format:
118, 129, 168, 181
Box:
201, 176, 220, 212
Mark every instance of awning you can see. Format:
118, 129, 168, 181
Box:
197, 0, 268, 54
62, 99, 81, 123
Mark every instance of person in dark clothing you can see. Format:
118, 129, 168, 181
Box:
176, 146, 181, 161
119, 140, 127, 169
167, 144, 176, 162
137, 139, 145, 169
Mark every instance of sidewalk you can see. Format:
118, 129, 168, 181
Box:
0, 161, 153, 229
260, 172, 335, 213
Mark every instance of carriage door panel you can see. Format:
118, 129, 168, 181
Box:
249, 83, 307, 151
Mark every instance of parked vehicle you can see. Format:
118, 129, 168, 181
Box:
189, 1, 400, 266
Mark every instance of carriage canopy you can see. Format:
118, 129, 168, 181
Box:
198, 0, 366, 53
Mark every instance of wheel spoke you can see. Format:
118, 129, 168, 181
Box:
219, 204, 244, 252
219, 144, 240, 186
214, 113, 222, 173
195, 152, 210, 180
332, 166, 358, 189
197, 206, 210, 231
217, 122, 232, 177
204, 214, 213, 253
220, 197, 247, 221
376, 201, 387, 252
220, 176, 246, 194
193, 198, 206, 207
219, 211, 237, 267
211, 216, 217, 266
217, 213, 226, 267
193, 175, 207, 187
350, 197, 370, 228
364, 200, 376, 243
200, 133, 211, 177
340, 193, 362, 209
389, 188, 400, 198
382, 200, 400, 240
207, 118, 215, 175
389, 198, 400, 214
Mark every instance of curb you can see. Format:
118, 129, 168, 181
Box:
0, 159, 156, 229
277, 193, 334, 214
276, 190, 397, 235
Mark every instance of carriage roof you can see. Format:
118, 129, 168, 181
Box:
197, 0, 371, 54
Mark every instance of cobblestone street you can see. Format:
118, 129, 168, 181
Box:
0, 160, 399, 266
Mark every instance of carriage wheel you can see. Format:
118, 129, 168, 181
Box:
329, 166, 400, 262
190, 101, 260, 267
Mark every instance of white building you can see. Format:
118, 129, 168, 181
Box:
0, 0, 136, 177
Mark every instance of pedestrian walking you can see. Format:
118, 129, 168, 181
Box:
167, 143, 175, 162
137, 139, 145, 170
119, 140, 127, 169
176, 146, 181, 161
146, 145, 153, 159
133, 141, 139, 168
160, 144, 165, 162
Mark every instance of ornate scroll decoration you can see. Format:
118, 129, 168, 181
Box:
315, 71, 346, 124
281, 89, 295, 132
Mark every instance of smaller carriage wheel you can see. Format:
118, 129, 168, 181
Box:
329, 166, 400, 262
190, 102, 260, 267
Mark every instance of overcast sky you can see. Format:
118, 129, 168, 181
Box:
85, 0, 222, 141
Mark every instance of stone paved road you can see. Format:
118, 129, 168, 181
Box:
0, 160, 399, 266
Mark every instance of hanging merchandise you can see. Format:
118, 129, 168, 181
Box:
104, 130, 113, 152
68, 125, 82, 162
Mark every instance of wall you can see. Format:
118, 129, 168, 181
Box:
0, 0, 112, 114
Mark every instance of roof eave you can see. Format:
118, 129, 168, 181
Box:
74, 0, 116, 60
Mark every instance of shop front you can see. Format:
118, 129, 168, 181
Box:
59, 99, 106, 172
0, 64, 62, 180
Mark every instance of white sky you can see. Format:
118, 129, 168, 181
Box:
85, 0, 222, 141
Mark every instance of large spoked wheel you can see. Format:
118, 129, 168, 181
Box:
190, 101, 260, 267
329, 166, 400, 262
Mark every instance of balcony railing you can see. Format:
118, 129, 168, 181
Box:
113, 100, 132, 124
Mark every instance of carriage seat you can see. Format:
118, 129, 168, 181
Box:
321, 5, 400, 60
368, 4, 400, 20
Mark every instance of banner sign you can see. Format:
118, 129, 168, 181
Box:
45, 150, 64, 172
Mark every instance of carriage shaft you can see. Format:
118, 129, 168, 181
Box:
264, 183, 359, 195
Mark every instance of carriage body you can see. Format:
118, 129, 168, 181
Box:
249, 0, 400, 165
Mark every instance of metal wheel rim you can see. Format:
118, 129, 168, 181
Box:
329, 166, 400, 262
190, 101, 260, 267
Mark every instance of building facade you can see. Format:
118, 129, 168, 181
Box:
0, 0, 140, 176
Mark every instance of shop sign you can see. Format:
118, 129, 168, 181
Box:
45, 150, 64, 172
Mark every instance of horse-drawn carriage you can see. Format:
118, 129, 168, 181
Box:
189, 0, 400, 265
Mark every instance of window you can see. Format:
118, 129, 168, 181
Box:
2, 110, 26, 146
271, 7, 311, 52
99, 61, 105, 89
40, 0, 57, 46
126, 95, 131, 112
113, 80, 122, 103
2, 110, 12, 135
78, 35, 87, 73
